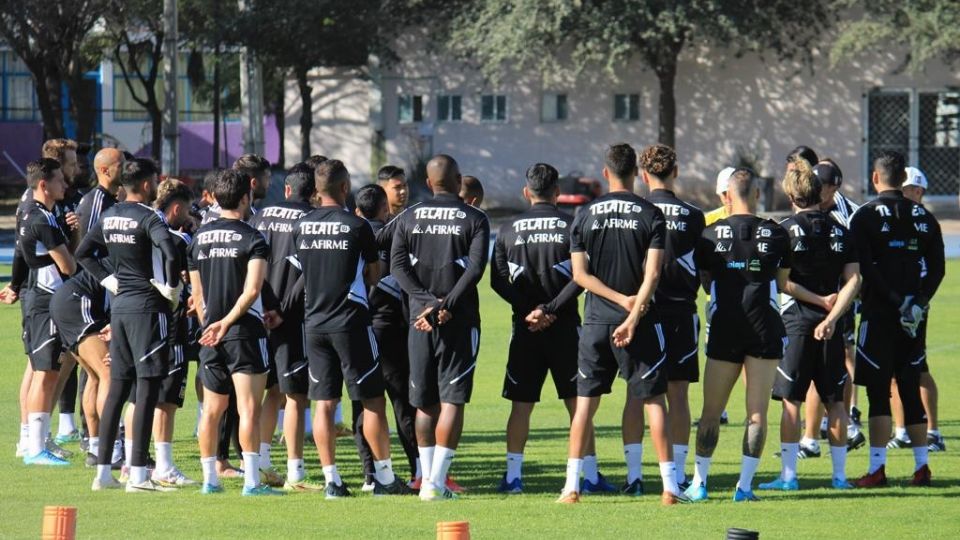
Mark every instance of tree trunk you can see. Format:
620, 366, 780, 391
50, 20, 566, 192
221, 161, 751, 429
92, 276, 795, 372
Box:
655, 60, 677, 148
149, 101, 163, 161
274, 80, 285, 169
297, 68, 313, 162
212, 47, 221, 168
35, 69, 65, 139
68, 76, 97, 144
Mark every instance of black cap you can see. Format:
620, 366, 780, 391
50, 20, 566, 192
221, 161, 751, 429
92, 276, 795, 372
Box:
813, 162, 842, 186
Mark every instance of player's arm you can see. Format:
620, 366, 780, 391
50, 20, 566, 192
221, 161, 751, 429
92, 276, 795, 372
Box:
850, 209, 902, 308
200, 258, 266, 346
147, 215, 180, 288
3, 246, 28, 301
612, 247, 664, 347
489, 231, 525, 308
390, 221, 441, 309
918, 214, 946, 305
571, 251, 631, 310
541, 279, 583, 315
76, 221, 111, 283
188, 270, 206, 325
814, 262, 861, 340
24, 219, 76, 276
360, 221, 381, 288
437, 216, 491, 315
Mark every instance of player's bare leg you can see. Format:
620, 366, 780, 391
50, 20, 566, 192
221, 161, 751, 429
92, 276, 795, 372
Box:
687, 359, 740, 498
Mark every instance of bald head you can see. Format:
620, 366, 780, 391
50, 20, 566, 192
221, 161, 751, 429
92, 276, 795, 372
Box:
94, 148, 124, 192
426, 154, 461, 194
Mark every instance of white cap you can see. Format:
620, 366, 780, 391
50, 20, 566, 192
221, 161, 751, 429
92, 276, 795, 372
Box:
715, 167, 736, 195
904, 167, 928, 190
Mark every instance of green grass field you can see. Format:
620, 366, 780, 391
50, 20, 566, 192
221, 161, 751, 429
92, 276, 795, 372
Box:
2, 263, 959, 539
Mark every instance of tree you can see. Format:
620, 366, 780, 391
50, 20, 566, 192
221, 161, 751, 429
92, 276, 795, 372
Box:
831, 1, 960, 71
445, 0, 832, 148
0, 1, 108, 140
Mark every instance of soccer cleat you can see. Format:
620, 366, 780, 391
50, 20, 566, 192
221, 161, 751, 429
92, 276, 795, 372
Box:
850, 406, 863, 428
283, 480, 325, 492
497, 473, 523, 494
720, 410, 729, 425
259, 467, 285, 488
847, 431, 866, 452
419, 485, 458, 501
242, 484, 285, 496
324, 482, 352, 499
661, 491, 691, 505
853, 466, 888, 488
79, 436, 89, 453
581, 473, 618, 494
85, 453, 97, 468
445, 476, 466, 493
621, 479, 645, 496
733, 487, 760, 502
887, 436, 911, 449
45, 438, 73, 459
556, 490, 580, 504
111, 441, 124, 469
23, 449, 70, 466
200, 483, 224, 494
55, 430, 82, 445
758, 477, 799, 491
927, 433, 946, 452
910, 464, 932, 487
361, 480, 376, 493
831, 478, 854, 490
373, 477, 414, 496
91, 476, 123, 491
678, 479, 691, 493
683, 482, 708, 502
798, 441, 821, 459
152, 466, 197, 487
126, 479, 177, 493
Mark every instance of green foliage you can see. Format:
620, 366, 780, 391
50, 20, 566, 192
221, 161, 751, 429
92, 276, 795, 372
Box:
831, 0, 960, 71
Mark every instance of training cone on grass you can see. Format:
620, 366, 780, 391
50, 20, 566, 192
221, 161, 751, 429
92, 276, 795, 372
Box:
41, 506, 76, 540
437, 521, 470, 540
726, 528, 759, 540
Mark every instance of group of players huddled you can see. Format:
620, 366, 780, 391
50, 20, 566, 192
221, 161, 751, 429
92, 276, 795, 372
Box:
6, 136, 945, 504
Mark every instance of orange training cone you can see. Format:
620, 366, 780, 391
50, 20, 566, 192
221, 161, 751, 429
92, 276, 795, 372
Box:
41, 506, 76, 540
436, 521, 470, 540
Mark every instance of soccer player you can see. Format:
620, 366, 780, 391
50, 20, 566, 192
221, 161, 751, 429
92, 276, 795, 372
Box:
248, 164, 321, 491
459, 175, 484, 207
379, 165, 409, 217
558, 143, 678, 505
188, 169, 282, 496
202, 154, 271, 224
77, 158, 182, 492
390, 154, 490, 501
851, 151, 945, 487
887, 166, 944, 452
294, 160, 409, 497
759, 159, 861, 491
491, 163, 606, 494
640, 145, 706, 490
19, 159, 75, 466
685, 168, 790, 502
704, 167, 735, 226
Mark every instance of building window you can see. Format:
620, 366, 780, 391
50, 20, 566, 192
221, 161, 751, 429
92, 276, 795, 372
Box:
481, 94, 507, 122
398, 94, 423, 123
614, 93, 640, 121
866, 89, 959, 196
1, 51, 39, 121
541, 93, 568, 122
437, 94, 461, 122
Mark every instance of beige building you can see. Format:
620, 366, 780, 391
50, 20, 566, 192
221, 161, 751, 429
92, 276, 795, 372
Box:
284, 39, 960, 211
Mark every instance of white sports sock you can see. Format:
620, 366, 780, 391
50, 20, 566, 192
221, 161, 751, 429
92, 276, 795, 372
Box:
40, 413, 51, 444
418, 446, 435, 486
692, 455, 711, 488
432, 446, 455, 489
415, 458, 422, 479
96, 464, 113, 484
780, 443, 799, 482
868, 447, 886, 474
913, 446, 929, 472
659, 462, 680, 495
819, 417, 828, 432
624, 443, 643, 483
563, 458, 583, 494
895, 427, 909, 441
154, 442, 173, 474
124, 438, 133, 467
304, 407, 313, 435
201, 456, 219, 487
374, 458, 396, 485
322, 464, 342, 486
242, 452, 260, 489
27, 412, 46, 456
287, 458, 305, 483
58, 413, 76, 436
830, 445, 847, 481
130, 465, 148, 485
89, 437, 100, 457
111, 439, 123, 463
506, 452, 523, 482
673, 444, 689, 484
582, 454, 599, 483
738, 456, 761, 492
19, 423, 29, 449
928, 429, 941, 437
259, 442, 272, 470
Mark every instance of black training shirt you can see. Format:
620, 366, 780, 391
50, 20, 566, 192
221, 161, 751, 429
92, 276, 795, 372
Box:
188, 218, 269, 340
646, 189, 705, 313
294, 206, 378, 333
248, 200, 312, 318
19, 201, 69, 295
369, 217, 406, 328
77, 185, 119, 237
491, 202, 581, 322
569, 191, 666, 324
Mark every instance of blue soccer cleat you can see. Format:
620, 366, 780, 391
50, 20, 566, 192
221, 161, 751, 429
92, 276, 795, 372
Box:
200, 483, 224, 494
684, 482, 708, 502
581, 473, 618, 494
733, 487, 760, 502
242, 484, 285, 496
832, 478, 854, 490
23, 449, 70, 466
497, 474, 523, 494
757, 477, 799, 491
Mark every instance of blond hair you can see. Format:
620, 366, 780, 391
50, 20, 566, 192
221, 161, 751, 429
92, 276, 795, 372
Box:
155, 178, 194, 211
781, 158, 821, 209
41, 138, 78, 164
